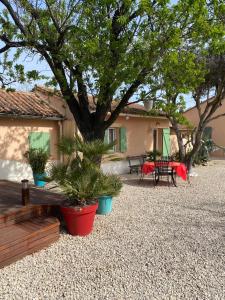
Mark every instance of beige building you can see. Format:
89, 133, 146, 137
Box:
184, 98, 225, 158
0, 87, 175, 181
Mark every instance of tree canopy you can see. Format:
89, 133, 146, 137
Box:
0, 0, 224, 142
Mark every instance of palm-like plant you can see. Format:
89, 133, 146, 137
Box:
49, 136, 122, 206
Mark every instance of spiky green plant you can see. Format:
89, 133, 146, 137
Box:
50, 137, 122, 206
24, 148, 49, 174
97, 174, 122, 197
58, 166, 105, 206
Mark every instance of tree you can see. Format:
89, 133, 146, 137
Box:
148, 0, 225, 170
0, 0, 215, 144
186, 55, 225, 169
150, 49, 205, 162
153, 53, 225, 170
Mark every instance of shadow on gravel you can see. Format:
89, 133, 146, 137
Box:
175, 202, 225, 218
123, 179, 176, 188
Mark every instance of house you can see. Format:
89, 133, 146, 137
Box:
184, 98, 225, 158
0, 86, 175, 181
35, 87, 176, 173
0, 89, 70, 181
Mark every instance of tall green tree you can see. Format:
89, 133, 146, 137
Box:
153, 52, 225, 170
148, 0, 225, 170
0, 0, 214, 144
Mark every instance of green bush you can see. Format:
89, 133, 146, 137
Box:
194, 139, 213, 165
146, 150, 162, 161
24, 148, 49, 174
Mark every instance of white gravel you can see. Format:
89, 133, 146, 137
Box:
1, 160, 225, 300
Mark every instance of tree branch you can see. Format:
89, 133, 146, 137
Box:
45, 0, 61, 33
0, 44, 10, 53
125, 99, 143, 106
104, 68, 149, 127
207, 112, 225, 122
0, 0, 27, 35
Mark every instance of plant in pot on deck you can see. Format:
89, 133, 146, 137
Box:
50, 136, 122, 236
24, 148, 49, 187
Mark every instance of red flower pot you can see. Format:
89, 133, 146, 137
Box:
60, 202, 98, 236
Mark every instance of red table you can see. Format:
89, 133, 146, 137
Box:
141, 161, 187, 181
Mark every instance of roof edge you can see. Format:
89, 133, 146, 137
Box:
184, 96, 224, 113
0, 113, 65, 121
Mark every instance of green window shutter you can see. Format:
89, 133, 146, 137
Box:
119, 127, 127, 153
162, 128, 170, 157
104, 129, 109, 144
29, 132, 50, 154
203, 127, 212, 140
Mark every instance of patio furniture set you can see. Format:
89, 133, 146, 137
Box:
127, 155, 188, 186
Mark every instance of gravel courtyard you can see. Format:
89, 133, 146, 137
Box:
1, 161, 225, 300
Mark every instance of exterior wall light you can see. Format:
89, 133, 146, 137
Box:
143, 98, 154, 111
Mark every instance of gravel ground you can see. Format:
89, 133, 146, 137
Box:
1, 161, 225, 300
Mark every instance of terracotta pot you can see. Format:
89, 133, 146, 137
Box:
61, 202, 98, 236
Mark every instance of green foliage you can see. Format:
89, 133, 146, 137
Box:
75, 135, 115, 162
1, 1, 221, 100
146, 150, 162, 162
57, 137, 77, 157
97, 174, 122, 197
24, 148, 49, 174
170, 152, 181, 162
50, 137, 122, 206
193, 139, 213, 165
0, 0, 224, 146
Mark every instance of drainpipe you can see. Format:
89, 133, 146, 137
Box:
58, 121, 63, 163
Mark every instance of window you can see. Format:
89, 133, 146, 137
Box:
29, 132, 50, 154
109, 128, 116, 145
104, 127, 127, 153
105, 128, 116, 152
203, 127, 212, 140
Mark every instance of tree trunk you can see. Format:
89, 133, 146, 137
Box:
82, 127, 105, 143
185, 127, 204, 172
171, 119, 186, 162
76, 122, 106, 167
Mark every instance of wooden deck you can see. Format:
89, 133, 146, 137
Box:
0, 180, 65, 215
0, 180, 65, 268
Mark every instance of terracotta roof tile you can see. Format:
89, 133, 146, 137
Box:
34, 86, 166, 117
0, 89, 63, 119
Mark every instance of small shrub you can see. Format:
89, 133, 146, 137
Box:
24, 148, 49, 174
146, 150, 162, 161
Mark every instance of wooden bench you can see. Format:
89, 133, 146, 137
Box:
127, 155, 147, 174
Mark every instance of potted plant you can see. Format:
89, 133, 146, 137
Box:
146, 150, 162, 161
51, 163, 101, 236
50, 136, 122, 236
24, 148, 49, 187
96, 174, 122, 215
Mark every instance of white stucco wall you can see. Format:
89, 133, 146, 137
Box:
0, 159, 33, 182
101, 160, 130, 175
0, 160, 57, 182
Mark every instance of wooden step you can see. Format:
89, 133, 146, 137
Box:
0, 204, 54, 229
0, 217, 60, 268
